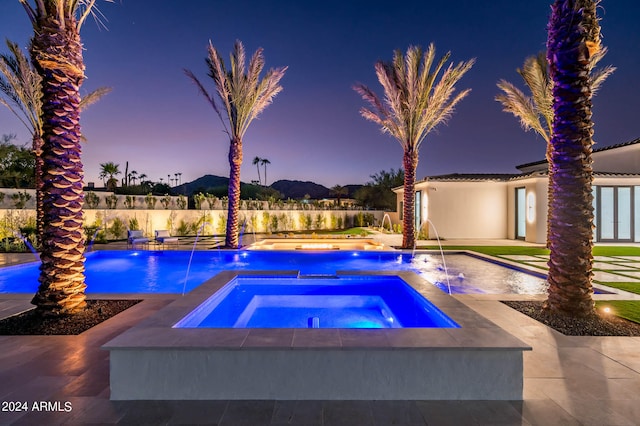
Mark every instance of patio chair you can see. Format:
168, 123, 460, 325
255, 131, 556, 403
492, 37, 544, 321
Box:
155, 230, 179, 249
127, 230, 149, 249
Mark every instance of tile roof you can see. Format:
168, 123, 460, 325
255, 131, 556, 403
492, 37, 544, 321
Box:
516, 137, 640, 170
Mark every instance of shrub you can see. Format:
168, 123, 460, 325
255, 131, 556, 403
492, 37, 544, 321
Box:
124, 195, 135, 209
177, 195, 187, 210
205, 193, 218, 209
216, 213, 227, 234
145, 193, 157, 209
176, 219, 197, 236
128, 217, 140, 231
109, 217, 126, 240
85, 192, 100, 209
194, 193, 206, 210
105, 194, 118, 209
11, 191, 31, 209
160, 194, 171, 209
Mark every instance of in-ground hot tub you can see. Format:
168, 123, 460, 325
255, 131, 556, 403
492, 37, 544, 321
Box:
104, 271, 530, 400
174, 275, 460, 329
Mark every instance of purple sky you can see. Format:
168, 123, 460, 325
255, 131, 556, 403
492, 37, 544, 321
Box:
1, 1, 639, 188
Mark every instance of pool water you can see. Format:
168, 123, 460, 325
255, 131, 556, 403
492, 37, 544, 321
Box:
174, 275, 460, 329
0, 250, 549, 294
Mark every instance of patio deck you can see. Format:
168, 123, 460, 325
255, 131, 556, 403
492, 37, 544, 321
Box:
1, 236, 640, 423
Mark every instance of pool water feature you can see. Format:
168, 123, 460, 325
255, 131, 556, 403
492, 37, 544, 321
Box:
104, 271, 531, 400
174, 275, 460, 329
1, 250, 553, 294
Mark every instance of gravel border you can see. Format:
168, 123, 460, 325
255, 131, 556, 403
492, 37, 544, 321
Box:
0, 300, 141, 335
503, 300, 640, 336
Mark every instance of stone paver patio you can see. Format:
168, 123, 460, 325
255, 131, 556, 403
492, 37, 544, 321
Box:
1, 236, 639, 424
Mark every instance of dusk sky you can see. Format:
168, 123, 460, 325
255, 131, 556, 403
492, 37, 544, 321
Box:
0, 1, 639, 188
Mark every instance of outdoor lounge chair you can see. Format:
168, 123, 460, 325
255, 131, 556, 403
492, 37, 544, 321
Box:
155, 230, 179, 249
127, 230, 149, 249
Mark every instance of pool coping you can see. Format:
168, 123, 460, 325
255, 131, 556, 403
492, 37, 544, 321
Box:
102, 269, 532, 351
102, 270, 531, 400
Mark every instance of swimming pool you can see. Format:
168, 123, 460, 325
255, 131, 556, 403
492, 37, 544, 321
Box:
174, 275, 460, 329
0, 249, 548, 294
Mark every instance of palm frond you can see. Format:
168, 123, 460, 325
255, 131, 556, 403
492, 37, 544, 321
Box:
496, 79, 549, 142
354, 44, 473, 151
79, 86, 111, 111
189, 39, 286, 140
0, 39, 42, 136
184, 68, 229, 135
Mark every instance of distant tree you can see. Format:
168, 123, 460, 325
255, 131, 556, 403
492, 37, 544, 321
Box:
260, 158, 271, 186
252, 156, 262, 185
354, 168, 404, 210
330, 184, 348, 206
0, 38, 111, 243
354, 44, 473, 248
185, 40, 287, 248
99, 162, 120, 191
0, 134, 35, 188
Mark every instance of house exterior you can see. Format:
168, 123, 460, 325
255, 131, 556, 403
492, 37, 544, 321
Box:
394, 138, 640, 243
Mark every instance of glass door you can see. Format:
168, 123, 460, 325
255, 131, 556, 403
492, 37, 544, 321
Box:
515, 187, 526, 240
597, 186, 633, 242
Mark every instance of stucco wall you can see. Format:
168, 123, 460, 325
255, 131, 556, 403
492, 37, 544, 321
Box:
421, 181, 508, 239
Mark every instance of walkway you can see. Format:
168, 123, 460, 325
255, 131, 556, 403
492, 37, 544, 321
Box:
0, 237, 639, 424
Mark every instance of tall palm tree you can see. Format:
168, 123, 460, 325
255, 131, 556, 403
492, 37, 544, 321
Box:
252, 156, 262, 185
0, 39, 111, 244
354, 44, 474, 248
544, 0, 601, 316
496, 51, 613, 146
19, 0, 110, 315
99, 161, 120, 191
495, 49, 613, 248
185, 40, 287, 248
260, 157, 270, 186
330, 184, 348, 206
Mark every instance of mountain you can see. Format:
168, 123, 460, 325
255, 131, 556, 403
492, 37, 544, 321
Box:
176, 174, 229, 195
177, 175, 363, 200
270, 180, 330, 199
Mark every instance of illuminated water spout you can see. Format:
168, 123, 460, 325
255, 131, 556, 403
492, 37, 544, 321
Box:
413, 219, 452, 295
379, 213, 392, 232
183, 221, 211, 296
12, 231, 39, 261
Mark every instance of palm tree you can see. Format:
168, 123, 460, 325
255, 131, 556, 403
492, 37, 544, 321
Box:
20, 0, 109, 316
354, 44, 474, 248
544, 0, 601, 316
330, 184, 348, 206
496, 49, 613, 249
0, 39, 111, 244
496, 48, 614, 149
99, 161, 120, 191
185, 40, 287, 248
260, 157, 271, 186
252, 156, 262, 185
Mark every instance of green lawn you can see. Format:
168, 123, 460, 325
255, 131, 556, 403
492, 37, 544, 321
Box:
595, 301, 640, 324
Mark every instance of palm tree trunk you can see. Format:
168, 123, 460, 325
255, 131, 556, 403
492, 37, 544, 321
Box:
544, 0, 596, 316
263, 164, 268, 187
225, 137, 243, 248
33, 134, 44, 245
30, 13, 87, 315
401, 149, 418, 249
